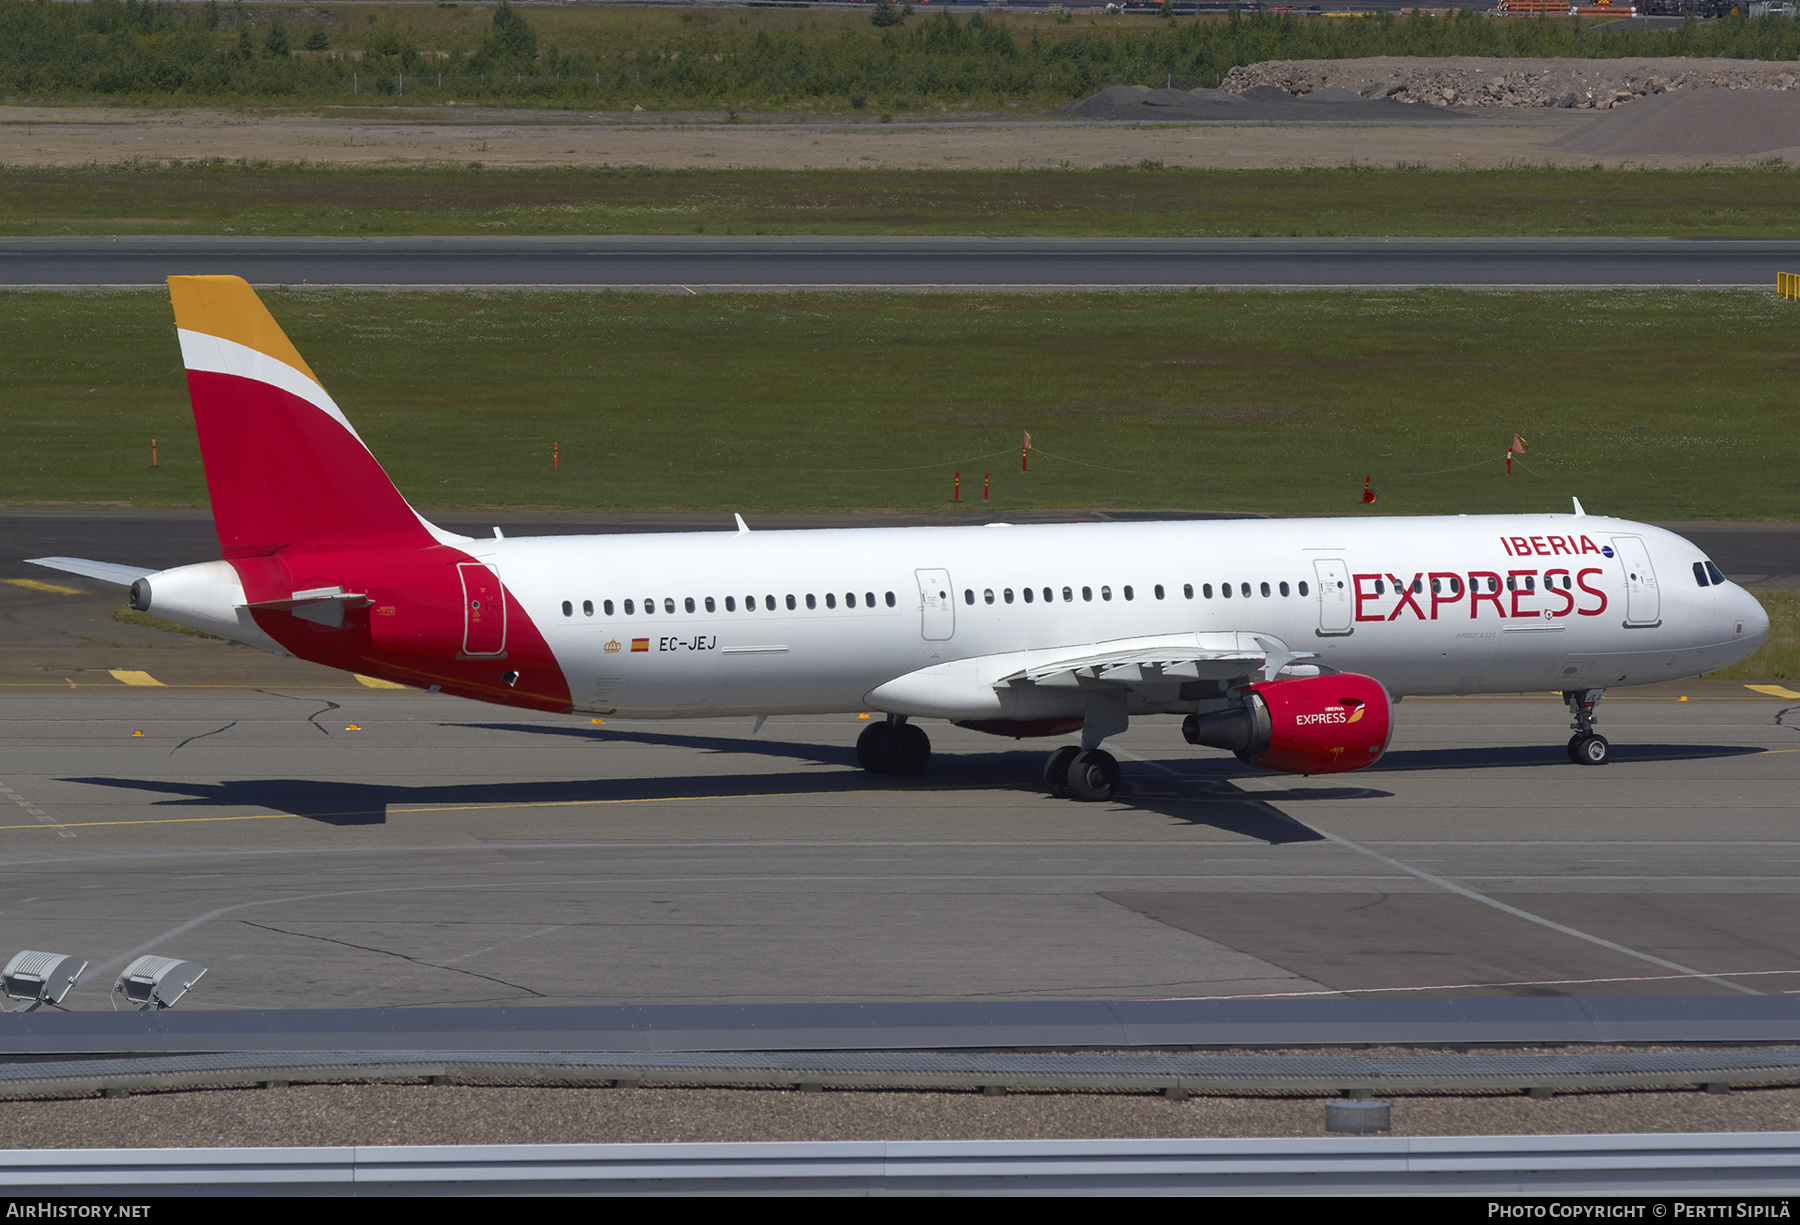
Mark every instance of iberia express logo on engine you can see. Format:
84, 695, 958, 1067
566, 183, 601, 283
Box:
1295, 700, 1365, 727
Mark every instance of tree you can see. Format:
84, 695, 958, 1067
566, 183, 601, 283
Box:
489, 1, 538, 60
871, 0, 906, 28
305, 27, 329, 52
265, 16, 290, 57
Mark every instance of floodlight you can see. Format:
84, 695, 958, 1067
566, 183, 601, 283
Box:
2, 950, 87, 1012
112, 955, 206, 1011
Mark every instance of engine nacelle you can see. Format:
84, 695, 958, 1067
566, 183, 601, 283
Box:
1183, 673, 1393, 775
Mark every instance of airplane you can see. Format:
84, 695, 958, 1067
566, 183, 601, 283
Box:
29, 276, 1772, 803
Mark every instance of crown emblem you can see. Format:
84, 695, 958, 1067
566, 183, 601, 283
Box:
603, 638, 621, 653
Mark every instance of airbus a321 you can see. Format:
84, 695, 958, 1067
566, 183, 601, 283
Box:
30, 277, 1772, 802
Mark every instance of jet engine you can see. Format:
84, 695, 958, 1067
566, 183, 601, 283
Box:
1182, 673, 1393, 775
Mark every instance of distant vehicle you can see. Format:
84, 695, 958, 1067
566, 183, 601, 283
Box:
31, 278, 1770, 802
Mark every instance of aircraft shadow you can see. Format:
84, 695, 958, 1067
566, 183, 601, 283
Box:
63, 768, 1017, 828
464, 722, 1378, 842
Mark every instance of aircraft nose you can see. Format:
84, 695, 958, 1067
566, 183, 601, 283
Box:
1735, 586, 1771, 653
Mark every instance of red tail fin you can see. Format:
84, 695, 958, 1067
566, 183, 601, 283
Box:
169, 276, 436, 558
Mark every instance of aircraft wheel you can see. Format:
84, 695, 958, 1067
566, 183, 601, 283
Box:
1573, 733, 1610, 766
1066, 749, 1121, 802
856, 722, 889, 773
880, 723, 932, 777
1044, 745, 1080, 798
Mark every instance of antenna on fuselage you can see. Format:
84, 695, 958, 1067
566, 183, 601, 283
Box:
734, 514, 751, 534
1571, 497, 1586, 516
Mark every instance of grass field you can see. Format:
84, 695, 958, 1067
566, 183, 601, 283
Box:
2, 287, 1794, 521
8, 164, 1800, 239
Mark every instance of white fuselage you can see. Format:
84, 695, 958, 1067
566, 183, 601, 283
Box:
460, 513, 1768, 720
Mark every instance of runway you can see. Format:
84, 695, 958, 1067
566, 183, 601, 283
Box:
0, 688, 1795, 1010
4, 236, 1798, 289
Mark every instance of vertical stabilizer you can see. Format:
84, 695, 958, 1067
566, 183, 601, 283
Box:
169, 276, 436, 558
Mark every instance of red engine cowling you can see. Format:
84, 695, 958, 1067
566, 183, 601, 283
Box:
1183, 673, 1393, 775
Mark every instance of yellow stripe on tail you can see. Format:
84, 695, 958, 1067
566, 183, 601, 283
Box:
167, 275, 322, 387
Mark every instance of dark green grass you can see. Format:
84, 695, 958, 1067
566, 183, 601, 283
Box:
2, 288, 1795, 520
9, 163, 1800, 238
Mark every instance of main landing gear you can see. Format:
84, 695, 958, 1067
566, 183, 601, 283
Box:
1042, 690, 1130, 803
857, 715, 931, 777
1044, 745, 1122, 803
1564, 688, 1610, 766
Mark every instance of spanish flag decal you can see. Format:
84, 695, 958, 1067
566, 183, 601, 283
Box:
631, 638, 650, 653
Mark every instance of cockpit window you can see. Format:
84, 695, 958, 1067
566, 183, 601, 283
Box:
1694, 561, 1710, 588
1706, 561, 1726, 586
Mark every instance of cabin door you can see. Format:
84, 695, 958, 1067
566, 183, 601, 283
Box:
916, 569, 955, 642
458, 562, 507, 658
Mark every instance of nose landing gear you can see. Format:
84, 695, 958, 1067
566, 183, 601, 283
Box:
1563, 688, 1609, 766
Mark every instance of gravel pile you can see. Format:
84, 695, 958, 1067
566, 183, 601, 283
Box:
1060, 82, 1465, 122
1552, 86, 1800, 154
1221, 55, 1800, 110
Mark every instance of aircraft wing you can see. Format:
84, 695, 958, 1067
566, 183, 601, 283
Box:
865, 631, 1317, 720
26, 557, 156, 587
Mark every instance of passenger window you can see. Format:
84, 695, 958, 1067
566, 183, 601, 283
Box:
1203, 584, 1213, 599
885, 591, 896, 607
1451, 577, 1461, 594
1525, 576, 1535, 592
705, 596, 716, 613
1260, 582, 1271, 598
1042, 588, 1053, 603
805, 594, 816, 610
1183, 584, 1193, 599
1004, 588, 1014, 604
685, 597, 696, 613
1374, 580, 1386, 596
664, 598, 675, 614
765, 595, 776, 611
584, 600, 595, 616
1506, 577, 1515, 592
1279, 582, 1289, 597
1412, 578, 1423, 594
561, 601, 572, 617
964, 589, 974, 605
1123, 586, 1134, 601
826, 593, 837, 609
1023, 587, 1035, 604
1240, 583, 1251, 598
1081, 586, 1092, 602
624, 599, 635, 615
984, 589, 995, 605
1062, 587, 1073, 603
725, 596, 736, 612
603, 599, 614, 616
787, 595, 797, 611
1101, 586, 1112, 601
1431, 578, 1440, 595
1154, 584, 1165, 600
1297, 581, 1309, 597
1221, 583, 1232, 599
846, 593, 857, 608
865, 592, 876, 608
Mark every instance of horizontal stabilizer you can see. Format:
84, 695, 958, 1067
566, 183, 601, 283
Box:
26, 557, 156, 587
